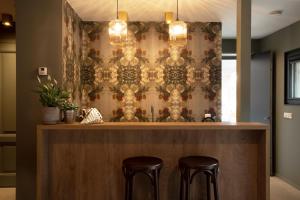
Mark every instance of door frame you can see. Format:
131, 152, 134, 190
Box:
271, 51, 276, 176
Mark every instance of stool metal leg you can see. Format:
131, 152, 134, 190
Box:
125, 176, 130, 200
123, 167, 129, 200
153, 169, 160, 200
124, 168, 133, 200
128, 175, 133, 200
206, 173, 211, 200
179, 168, 185, 200
185, 169, 190, 200
212, 169, 219, 200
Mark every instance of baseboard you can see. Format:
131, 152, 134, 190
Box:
275, 173, 300, 191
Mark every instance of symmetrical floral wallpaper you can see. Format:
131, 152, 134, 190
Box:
63, 2, 222, 122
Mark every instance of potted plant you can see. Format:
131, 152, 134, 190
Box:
36, 75, 69, 124
61, 101, 78, 124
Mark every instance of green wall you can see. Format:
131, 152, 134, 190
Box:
16, 0, 63, 199
260, 20, 300, 189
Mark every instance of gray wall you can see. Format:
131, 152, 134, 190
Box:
260, 20, 300, 189
222, 39, 261, 54
16, 0, 62, 199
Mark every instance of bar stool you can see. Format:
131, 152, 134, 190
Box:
122, 156, 163, 200
179, 156, 219, 200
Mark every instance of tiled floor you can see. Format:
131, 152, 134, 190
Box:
0, 177, 299, 200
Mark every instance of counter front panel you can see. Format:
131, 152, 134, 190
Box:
37, 122, 269, 200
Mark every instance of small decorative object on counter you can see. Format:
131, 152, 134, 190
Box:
80, 108, 104, 124
36, 75, 69, 124
76, 108, 88, 122
61, 102, 78, 124
202, 113, 216, 122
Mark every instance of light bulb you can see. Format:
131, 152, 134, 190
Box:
3, 21, 11, 26
171, 24, 185, 35
113, 22, 123, 33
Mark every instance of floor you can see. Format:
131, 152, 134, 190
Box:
0, 177, 299, 200
0, 188, 15, 200
270, 177, 300, 200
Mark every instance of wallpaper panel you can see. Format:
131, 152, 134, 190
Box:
62, 1, 81, 103
63, 2, 222, 122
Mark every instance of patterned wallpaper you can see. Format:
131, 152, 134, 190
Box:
63, 2, 222, 122
62, 1, 81, 102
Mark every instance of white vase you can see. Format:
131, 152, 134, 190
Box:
42, 107, 60, 125
64, 110, 75, 124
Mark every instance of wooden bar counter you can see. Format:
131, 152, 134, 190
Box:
37, 122, 269, 200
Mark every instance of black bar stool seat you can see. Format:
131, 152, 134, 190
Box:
122, 156, 163, 200
179, 156, 218, 170
179, 156, 219, 200
123, 156, 163, 171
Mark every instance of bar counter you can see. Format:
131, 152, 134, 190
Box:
37, 122, 269, 200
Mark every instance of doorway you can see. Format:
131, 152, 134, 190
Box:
0, 45, 16, 187
222, 56, 237, 122
0, 52, 16, 132
250, 51, 275, 175
222, 51, 276, 175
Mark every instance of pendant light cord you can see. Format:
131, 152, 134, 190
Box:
117, 0, 119, 19
177, 0, 179, 20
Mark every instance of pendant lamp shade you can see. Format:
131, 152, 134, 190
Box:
109, 19, 127, 46
169, 0, 187, 47
1, 14, 13, 27
109, 0, 127, 46
169, 20, 187, 47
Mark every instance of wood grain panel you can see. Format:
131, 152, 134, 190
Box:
36, 124, 269, 200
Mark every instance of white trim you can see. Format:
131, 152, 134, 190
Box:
222, 53, 237, 57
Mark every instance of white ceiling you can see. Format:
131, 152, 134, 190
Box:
68, 0, 300, 39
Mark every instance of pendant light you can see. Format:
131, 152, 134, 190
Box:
169, 0, 187, 47
165, 12, 174, 24
1, 14, 13, 27
108, 0, 127, 46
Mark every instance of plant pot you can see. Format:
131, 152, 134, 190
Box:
64, 110, 75, 124
42, 107, 60, 125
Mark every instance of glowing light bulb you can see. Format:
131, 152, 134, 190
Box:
3, 21, 11, 26
113, 22, 123, 32
172, 25, 185, 34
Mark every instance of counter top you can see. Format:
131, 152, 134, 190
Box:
37, 122, 268, 131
